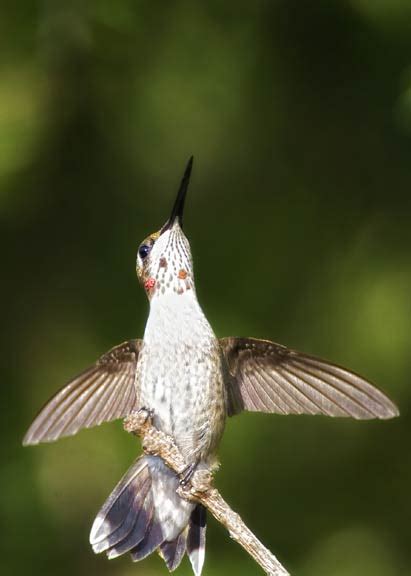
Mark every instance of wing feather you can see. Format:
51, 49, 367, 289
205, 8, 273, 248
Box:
221, 337, 399, 419
23, 340, 142, 445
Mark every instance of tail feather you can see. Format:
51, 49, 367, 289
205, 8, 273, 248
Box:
187, 505, 207, 576
90, 459, 151, 554
93, 478, 151, 554
159, 529, 188, 572
131, 515, 164, 561
90, 458, 149, 545
106, 490, 153, 558
90, 456, 207, 574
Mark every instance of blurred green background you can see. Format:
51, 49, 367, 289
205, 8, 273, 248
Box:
2, 1, 410, 575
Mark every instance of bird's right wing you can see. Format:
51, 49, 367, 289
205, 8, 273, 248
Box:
23, 340, 143, 445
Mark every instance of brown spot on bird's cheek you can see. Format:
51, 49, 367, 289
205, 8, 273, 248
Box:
178, 269, 188, 279
159, 257, 168, 269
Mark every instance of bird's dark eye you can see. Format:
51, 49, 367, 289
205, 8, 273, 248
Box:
138, 244, 151, 260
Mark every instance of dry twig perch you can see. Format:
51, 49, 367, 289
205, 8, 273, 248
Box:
124, 411, 289, 576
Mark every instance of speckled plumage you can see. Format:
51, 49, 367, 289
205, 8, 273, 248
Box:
137, 225, 226, 463
135, 223, 226, 547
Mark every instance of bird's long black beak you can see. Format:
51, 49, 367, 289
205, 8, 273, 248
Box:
162, 156, 193, 233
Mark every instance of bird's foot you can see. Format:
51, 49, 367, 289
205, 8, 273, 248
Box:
123, 407, 154, 435
179, 463, 213, 494
179, 463, 196, 486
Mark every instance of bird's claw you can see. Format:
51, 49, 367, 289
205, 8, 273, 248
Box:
179, 464, 213, 493
179, 463, 196, 487
124, 407, 154, 434
138, 407, 154, 423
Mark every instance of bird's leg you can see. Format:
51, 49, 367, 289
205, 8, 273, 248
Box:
139, 406, 155, 422
179, 462, 196, 486
179, 462, 213, 493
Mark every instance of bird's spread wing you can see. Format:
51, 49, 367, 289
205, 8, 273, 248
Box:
220, 337, 399, 419
23, 340, 142, 445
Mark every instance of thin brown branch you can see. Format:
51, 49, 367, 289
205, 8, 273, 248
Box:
124, 411, 290, 576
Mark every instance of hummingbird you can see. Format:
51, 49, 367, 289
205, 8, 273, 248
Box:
23, 157, 399, 575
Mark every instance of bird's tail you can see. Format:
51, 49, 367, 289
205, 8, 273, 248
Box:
89, 456, 206, 575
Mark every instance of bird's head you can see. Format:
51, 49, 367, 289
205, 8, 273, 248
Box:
136, 157, 195, 300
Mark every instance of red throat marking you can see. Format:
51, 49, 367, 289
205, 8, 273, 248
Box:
144, 277, 156, 291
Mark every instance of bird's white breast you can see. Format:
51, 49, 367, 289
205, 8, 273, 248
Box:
137, 290, 226, 461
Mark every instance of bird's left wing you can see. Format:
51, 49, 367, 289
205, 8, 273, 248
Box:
220, 337, 399, 419
23, 340, 142, 445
